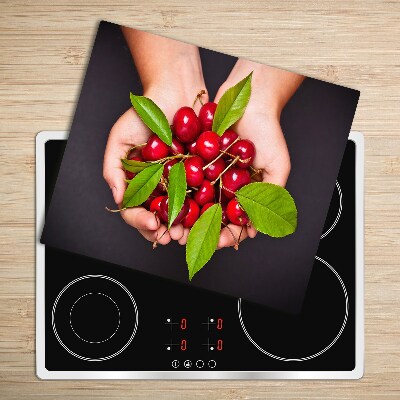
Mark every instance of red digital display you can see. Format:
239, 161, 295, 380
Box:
217, 318, 223, 330
180, 339, 187, 351
180, 318, 187, 330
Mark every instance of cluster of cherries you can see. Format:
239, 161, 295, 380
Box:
124, 101, 256, 230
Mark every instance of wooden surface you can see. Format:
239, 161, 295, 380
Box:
1, 0, 399, 398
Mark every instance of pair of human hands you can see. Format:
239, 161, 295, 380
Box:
103, 61, 292, 249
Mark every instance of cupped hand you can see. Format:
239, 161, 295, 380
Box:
213, 66, 294, 249
103, 88, 208, 246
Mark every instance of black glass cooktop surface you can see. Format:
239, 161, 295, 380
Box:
37, 132, 363, 379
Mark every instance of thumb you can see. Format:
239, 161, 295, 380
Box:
104, 167, 126, 205
103, 141, 128, 206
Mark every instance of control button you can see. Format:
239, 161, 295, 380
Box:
183, 360, 192, 369
171, 360, 179, 369
208, 359, 216, 369
195, 360, 204, 369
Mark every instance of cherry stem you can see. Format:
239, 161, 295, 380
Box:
126, 143, 147, 157
158, 228, 169, 240
153, 227, 169, 249
203, 137, 240, 171
153, 229, 159, 249
221, 186, 235, 196
217, 150, 251, 167
250, 166, 262, 175
219, 150, 235, 158
211, 156, 240, 185
235, 225, 244, 251
192, 89, 206, 108
105, 206, 127, 213
250, 172, 262, 180
158, 153, 192, 164
159, 176, 168, 191
222, 222, 239, 249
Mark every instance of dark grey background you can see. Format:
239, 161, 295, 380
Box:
41, 21, 359, 314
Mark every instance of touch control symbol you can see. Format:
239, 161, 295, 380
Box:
171, 360, 179, 369
183, 360, 192, 369
195, 360, 204, 369
208, 359, 216, 369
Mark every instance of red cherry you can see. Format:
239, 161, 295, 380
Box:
230, 139, 255, 169
220, 129, 239, 153
182, 198, 200, 228
150, 187, 164, 198
226, 198, 249, 226
200, 202, 216, 216
196, 131, 220, 162
150, 195, 165, 214
124, 155, 142, 180
204, 157, 226, 181
170, 137, 185, 156
143, 187, 164, 209
187, 140, 198, 155
193, 179, 215, 206
159, 197, 190, 225
127, 152, 143, 161
198, 102, 217, 132
163, 159, 179, 179
141, 134, 169, 161
184, 156, 204, 187
221, 167, 251, 199
125, 171, 135, 180
174, 197, 190, 225
172, 107, 201, 143
156, 182, 167, 193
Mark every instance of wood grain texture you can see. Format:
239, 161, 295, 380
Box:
0, 0, 399, 398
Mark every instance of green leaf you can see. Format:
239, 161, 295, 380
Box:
167, 162, 187, 228
130, 93, 172, 146
122, 164, 163, 208
186, 203, 222, 281
121, 158, 153, 173
236, 182, 297, 237
212, 72, 252, 135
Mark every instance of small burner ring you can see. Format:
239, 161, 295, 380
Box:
69, 292, 121, 344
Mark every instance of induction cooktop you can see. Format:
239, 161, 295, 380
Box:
36, 130, 364, 379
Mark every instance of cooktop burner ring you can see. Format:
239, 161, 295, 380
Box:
320, 181, 342, 239
69, 292, 121, 344
238, 256, 349, 362
51, 274, 138, 362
